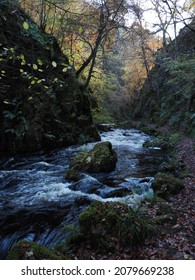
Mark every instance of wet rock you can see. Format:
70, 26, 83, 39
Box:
103, 187, 132, 198
96, 124, 116, 132
70, 141, 117, 173
74, 196, 91, 206
65, 168, 81, 182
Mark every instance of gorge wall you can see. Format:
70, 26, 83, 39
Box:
133, 19, 195, 136
0, 1, 100, 155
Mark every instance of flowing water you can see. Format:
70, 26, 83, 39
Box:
0, 129, 166, 259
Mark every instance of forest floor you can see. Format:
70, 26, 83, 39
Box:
71, 137, 195, 260
129, 137, 195, 260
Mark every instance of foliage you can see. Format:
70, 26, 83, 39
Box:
6, 241, 66, 260
77, 201, 153, 250
0, 1, 99, 155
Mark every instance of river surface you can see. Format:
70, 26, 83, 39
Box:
0, 128, 166, 259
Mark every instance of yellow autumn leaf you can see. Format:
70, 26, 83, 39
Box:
23, 22, 29, 30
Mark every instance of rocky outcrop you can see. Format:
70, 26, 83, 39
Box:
0, 1, 100, 155
133, 19, 195, 136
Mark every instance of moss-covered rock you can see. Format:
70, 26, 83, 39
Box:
77, 201, 152, 250
0, 1, 100, 155
152, 172, 184, 199
6, 241, 67, 260
69, 141, 117, 173
65, 168, 82, 182
143, 137, 171, 150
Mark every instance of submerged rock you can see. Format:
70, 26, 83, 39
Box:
69, 141, 117, 174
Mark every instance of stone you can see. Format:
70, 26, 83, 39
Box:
152, 172, 184, 199
70, 141, 117, 173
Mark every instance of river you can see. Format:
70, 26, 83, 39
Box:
0, 128, 166, 259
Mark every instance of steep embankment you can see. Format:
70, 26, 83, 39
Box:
134, 19, 195, 136
0, 2, 100, 155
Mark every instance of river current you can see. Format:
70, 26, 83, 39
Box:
0, 128, 166, 259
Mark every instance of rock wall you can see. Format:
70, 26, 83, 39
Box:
133, 19, 195, 135
0, 1, 100, 155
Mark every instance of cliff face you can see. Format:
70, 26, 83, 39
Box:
0, 2, 100, 155
134, 20, 195, 136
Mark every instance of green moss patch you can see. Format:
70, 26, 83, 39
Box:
6, 241, 67, 260
77, 201, 152, 250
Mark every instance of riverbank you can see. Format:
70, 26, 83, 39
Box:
68, 137, 195, 260
131, 137, 195, 260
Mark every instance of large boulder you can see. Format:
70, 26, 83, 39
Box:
68, 141, 117, 176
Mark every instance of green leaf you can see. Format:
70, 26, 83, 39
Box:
23, 22, 29, 30
44, 133, 56, 140
37, 59, 43, 66
52, 61, 57, 68
3, 100, 10, 104
5, 128, 15, 134
33, 64, 38, 70
20, 54, 25, 60
3, 111, 16, 120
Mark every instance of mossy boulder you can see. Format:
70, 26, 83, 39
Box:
77, 201, 152, 250
6, 241, 67, 260
143, 137, 171, 150
152, 172, 184, 199
69, 141, 117, 174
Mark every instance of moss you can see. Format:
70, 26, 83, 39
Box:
152, 172, 184, 199
0, 1, 99, 155
70, 141, 117, 173
77, 201, 152, 250
65, 168, 81, 182
6, 241, 67, 260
